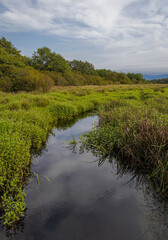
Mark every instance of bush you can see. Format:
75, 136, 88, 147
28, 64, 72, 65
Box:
37, 73, 54, 92
0, 65, 54, 92
42, 71, 68, 86
0, 65, 38, 92
0, 76, 12, 92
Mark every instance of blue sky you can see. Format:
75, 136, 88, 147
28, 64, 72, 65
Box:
0, 0, 168, 74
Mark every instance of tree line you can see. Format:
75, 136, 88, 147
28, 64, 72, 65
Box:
0, 37, 146, 92
150, 78, 168, 84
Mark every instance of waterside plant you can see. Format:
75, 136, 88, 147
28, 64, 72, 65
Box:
0, 84, 168, 227
79, 86, 168, 197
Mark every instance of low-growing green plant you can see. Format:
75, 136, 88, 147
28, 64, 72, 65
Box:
48, 103, 78, 120
33, 96, 50, 107
0, 84, 168, 227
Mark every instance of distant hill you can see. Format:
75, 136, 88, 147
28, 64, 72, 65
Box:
143, 74, 168, 80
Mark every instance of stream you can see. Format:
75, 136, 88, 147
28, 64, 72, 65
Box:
0, 114, 168, 240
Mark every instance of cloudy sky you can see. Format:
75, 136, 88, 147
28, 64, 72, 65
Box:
0, 0, 168, 74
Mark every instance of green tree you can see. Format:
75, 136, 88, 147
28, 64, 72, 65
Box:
96, 69, 112, 78
127, 73, 146, 83
96, 69, 124, 83
31, 47, 71, 73
68, 60, 96, 75
0, 65, 38, 92
117, 73, 131, 84
0, 37, 21, 56
0, 48, 25, 67
22, 56, 32, 66
0, 37, 25, 67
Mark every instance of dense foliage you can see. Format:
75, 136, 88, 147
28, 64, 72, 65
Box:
31, 47, 71, 73
150, 78, 168, 84
0, 38, 54, 92
68, 60, 96, 75
0, 37, 147, 92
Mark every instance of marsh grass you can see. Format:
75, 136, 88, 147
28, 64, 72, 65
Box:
77, 85, 168, 197
0, 84, 168, 227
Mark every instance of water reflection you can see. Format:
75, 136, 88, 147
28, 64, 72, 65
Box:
75, 130, 168, 240
56, 112, 97, 131
0, 114, 168, 240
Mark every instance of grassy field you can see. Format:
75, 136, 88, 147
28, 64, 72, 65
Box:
0, 84, 168, 226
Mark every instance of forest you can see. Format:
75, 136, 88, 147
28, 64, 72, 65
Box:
0, 37, 146, 92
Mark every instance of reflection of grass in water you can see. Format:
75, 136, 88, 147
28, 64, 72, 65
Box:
0, 84, 168, 228
73, 134, 168, 240
68, 137, 78, 154
56, 112, 96, 130
79, 95, 168, 197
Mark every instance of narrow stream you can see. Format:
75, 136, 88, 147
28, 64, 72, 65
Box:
1, 114, 168, 240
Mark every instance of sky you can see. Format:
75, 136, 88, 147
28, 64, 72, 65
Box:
0, 0, 168, 74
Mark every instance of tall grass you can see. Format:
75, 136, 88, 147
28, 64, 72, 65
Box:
80, 87, 168, 196
0, 84, 168, 226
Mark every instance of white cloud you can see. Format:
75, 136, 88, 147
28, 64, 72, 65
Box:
0, 0, 168, 73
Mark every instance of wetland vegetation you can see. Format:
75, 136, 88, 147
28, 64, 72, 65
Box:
0, 84, 168, 228
0, 37, 168, 234
78, 86, 168, 197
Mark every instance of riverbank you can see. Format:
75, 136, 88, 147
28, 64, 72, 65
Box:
79, 85, 168, 197
0, 84, 168, 226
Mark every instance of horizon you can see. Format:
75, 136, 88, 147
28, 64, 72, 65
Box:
0, 0, 168, 75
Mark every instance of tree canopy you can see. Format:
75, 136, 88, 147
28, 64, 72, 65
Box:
68, 60, 96, 75
127, 73, 146, 83
31, 47, 71, 73
0, 37, 21, 56
0, 37, 147, 92
0, 37, 25, 67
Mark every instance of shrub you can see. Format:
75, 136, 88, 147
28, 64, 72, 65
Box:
37, 73, 54, 92
44, 71, 68, 86
21, 99, 32, 110
0, 76, 12, 92
33, 97, 49, 107
0, 65, 38, 92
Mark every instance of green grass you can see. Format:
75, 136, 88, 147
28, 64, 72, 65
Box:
79, 85, 168, 197
0, 84, 168, 226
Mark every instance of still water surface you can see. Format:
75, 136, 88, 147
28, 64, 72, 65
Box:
1, 114, 168, 239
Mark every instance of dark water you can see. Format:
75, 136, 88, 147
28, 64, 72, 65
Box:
1, 114, 168, 240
